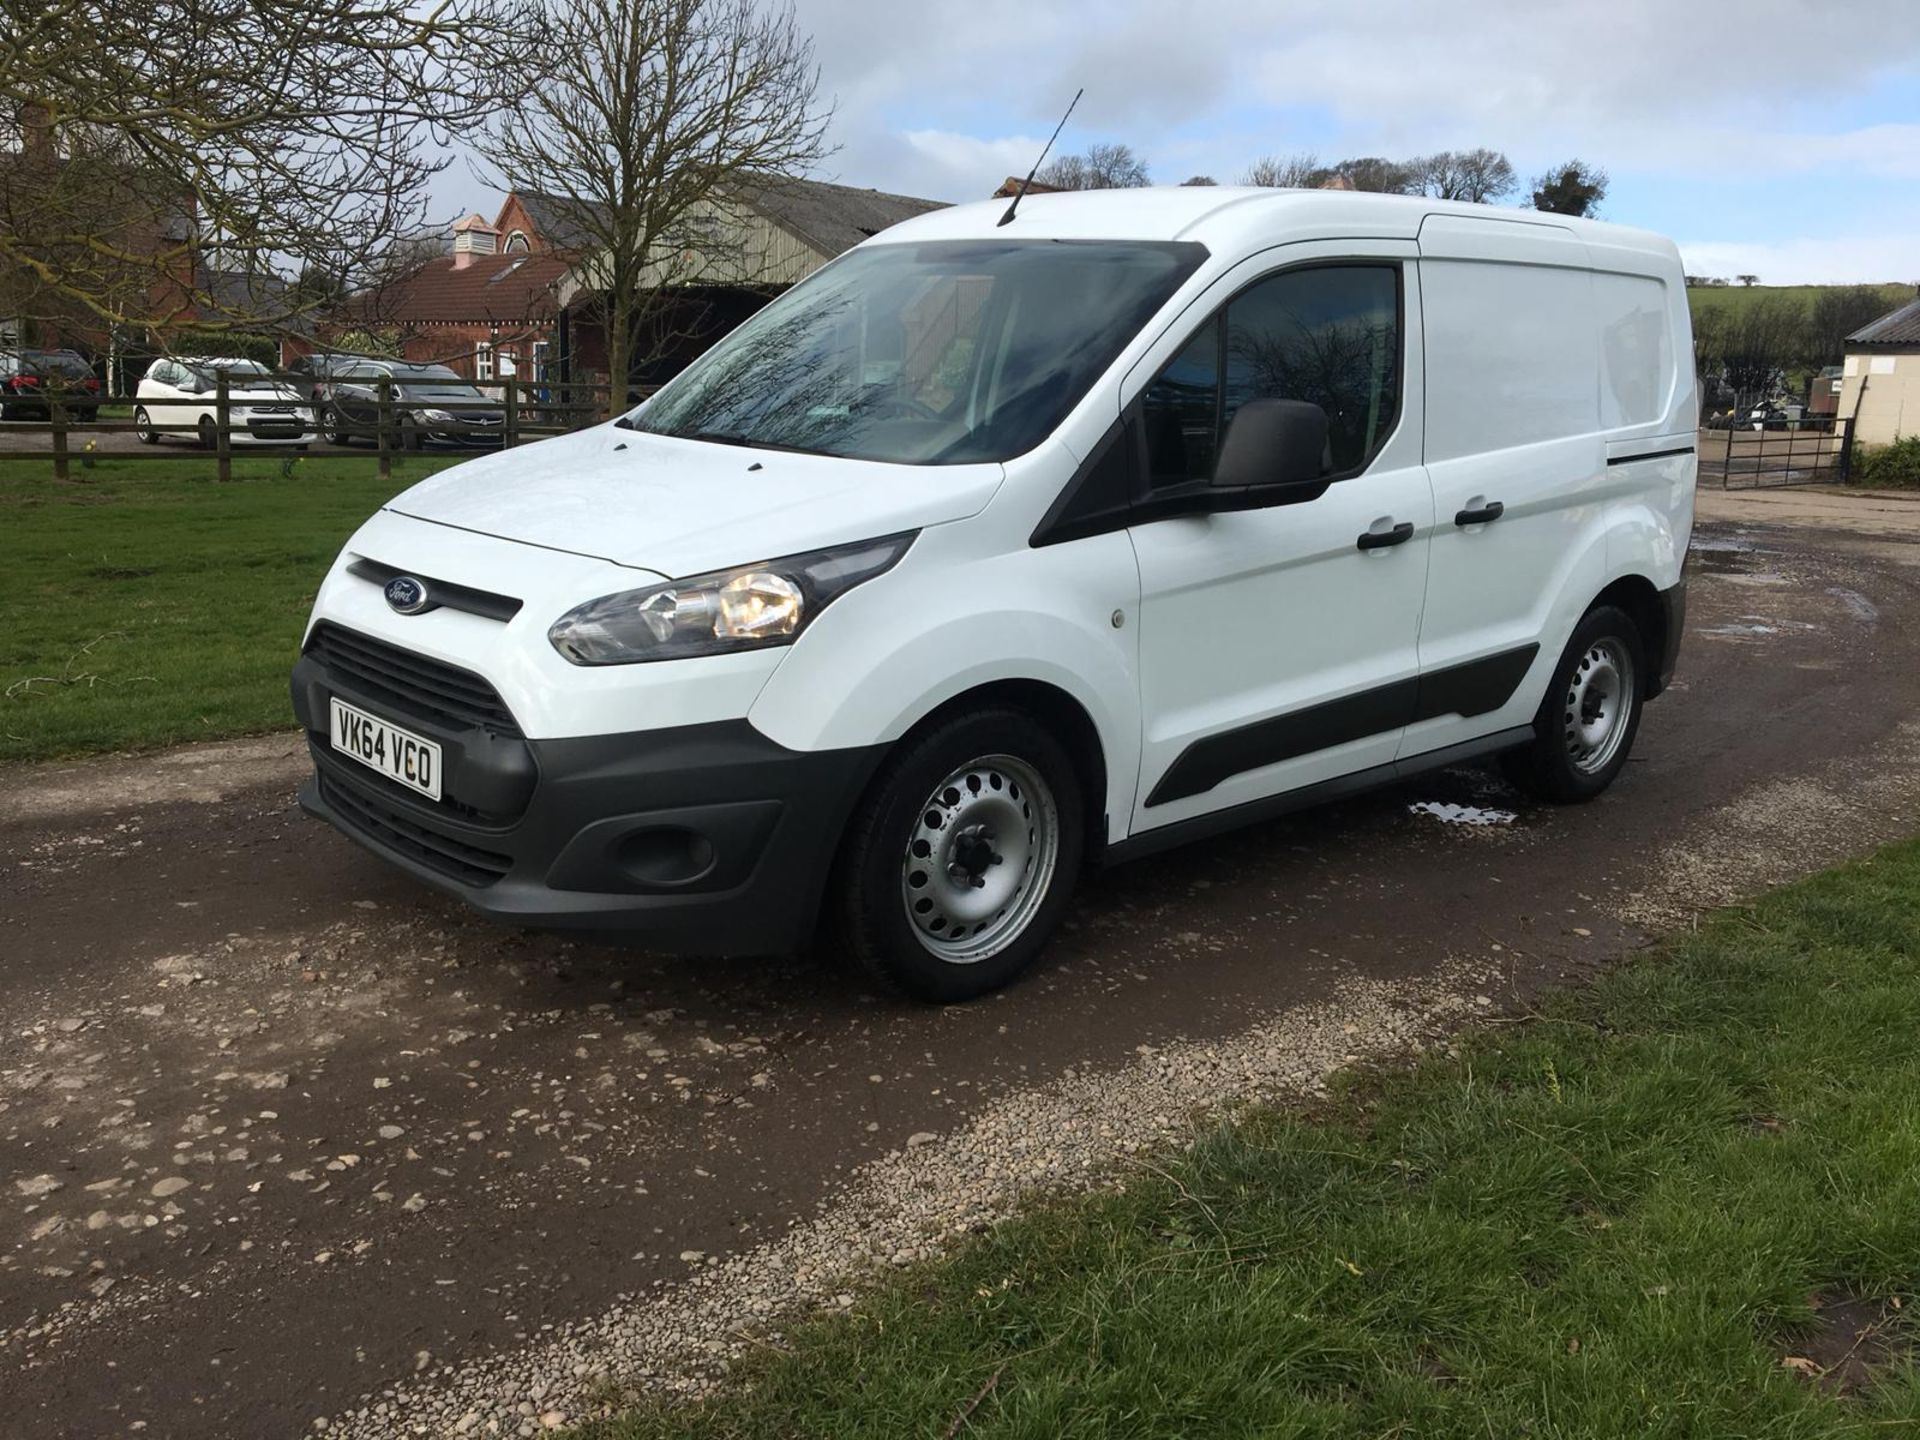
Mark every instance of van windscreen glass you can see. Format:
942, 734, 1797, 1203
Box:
627, 239, 1206, 465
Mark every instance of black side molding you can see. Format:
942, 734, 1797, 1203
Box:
1607, 444, 1695, 466
1143, 644, 1539, 807
1110, 726, 1536, 864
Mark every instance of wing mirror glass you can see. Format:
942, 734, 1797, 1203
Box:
1211, 398, 1330, 491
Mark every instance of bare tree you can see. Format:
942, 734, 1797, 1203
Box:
477, 0, 831, 409
1036, 142, 1150, 190
1326, 157, 1420, 194
0, 0, 543, 345
1241, 153, 1326, 188
1529, 159, 1609, 217
1414, 148, 1517, 203
1736, 274, 1760, 287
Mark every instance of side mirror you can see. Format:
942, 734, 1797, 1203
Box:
1211, 398, 1329, 491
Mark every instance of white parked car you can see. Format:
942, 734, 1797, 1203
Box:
134, 357, 316, 447
293, 187, 1696, 1001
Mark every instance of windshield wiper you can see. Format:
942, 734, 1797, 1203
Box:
612, 413, 639, 430
680, 429, 828, 457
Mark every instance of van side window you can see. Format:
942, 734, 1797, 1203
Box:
1143, 317, 1221, 487
1142, 264, 1401, 487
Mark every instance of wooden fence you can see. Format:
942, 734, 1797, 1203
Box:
0, 373, 619, 482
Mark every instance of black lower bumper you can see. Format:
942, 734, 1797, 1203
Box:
292, 653, 884, 953
1647, 579, 1686, 698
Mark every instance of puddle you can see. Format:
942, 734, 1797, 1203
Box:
1828, 587, 1879, 623
1408, 801, 1516, 827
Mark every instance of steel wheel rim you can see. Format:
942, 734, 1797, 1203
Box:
1564, 637, 1634, 775
900, 753, 1059, 965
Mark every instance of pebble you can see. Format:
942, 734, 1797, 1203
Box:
149, 1177, 190, 1198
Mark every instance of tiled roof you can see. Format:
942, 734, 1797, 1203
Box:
352, 253, 568, 325
512, 175, 943, 261
727, 175, 945, 256
1849, 296, 1920, 347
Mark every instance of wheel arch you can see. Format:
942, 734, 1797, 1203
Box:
1589, 574, 1667, 697
869, 678, 1111, 864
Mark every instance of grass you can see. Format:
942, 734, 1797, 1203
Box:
0, 455, 456, 763
1686, 281, 1912, 320
581, 839, 1920, 1438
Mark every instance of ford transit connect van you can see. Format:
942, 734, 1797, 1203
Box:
293, 188, 1695, 1001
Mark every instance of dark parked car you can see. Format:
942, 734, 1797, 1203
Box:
0, 348, 102, 421
285, 351, 379, 405
318, 361, 505, 449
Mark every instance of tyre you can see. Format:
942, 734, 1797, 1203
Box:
400, 415, 423, 451
198, 415, 218, 450
324, 406, 352, 447
134, 406, 158, 444
835, 708, 1084, 1002
1501, 604, 1646, 803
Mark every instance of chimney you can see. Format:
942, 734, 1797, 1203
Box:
16, 101, 54, 163
451, 214, 498, 270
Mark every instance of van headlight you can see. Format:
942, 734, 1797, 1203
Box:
548, 531, 917, 665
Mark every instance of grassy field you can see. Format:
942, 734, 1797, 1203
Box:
0, 456, 453, 764
582, 839, 1920, 1439
1686, 281, 1912, 321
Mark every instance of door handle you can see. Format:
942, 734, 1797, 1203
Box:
1454, 500, 1506, 526
1356, 521, 1416, 551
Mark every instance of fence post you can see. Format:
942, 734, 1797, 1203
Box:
215, 371, 233, 482
50, 392, 69, 482
1840, 415, 1856, 484
504, 376, 518, 450
377, 378, 394, 483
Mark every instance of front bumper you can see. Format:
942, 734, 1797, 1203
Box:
291, 642, 884, 954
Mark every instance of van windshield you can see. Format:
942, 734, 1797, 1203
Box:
627, 239, 1206, 465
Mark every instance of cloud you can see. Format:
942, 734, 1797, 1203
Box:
790, 0, 1920, 191
1679, 234, 1920, 286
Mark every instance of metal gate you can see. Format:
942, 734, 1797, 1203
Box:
1697, 416, 1855, 489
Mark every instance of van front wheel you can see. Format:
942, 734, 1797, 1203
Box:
836, 708, 1083, 1002
1502, 604, 1646, 803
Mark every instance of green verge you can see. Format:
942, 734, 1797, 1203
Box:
582, 840, 1920, 1438
0, 456, 457, 763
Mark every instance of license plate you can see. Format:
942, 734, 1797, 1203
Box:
329, 698, 442, 801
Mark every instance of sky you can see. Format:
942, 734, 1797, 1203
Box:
441, 0, 1920, 286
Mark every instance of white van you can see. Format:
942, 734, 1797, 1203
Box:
293, 188, 1695, 1001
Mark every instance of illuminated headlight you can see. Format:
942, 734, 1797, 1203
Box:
548, 531, 916, 665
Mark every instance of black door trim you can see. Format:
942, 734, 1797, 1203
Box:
1110, 725, 1536, 863
1606, 444, 1695, 466
1142, 643, 1539, 808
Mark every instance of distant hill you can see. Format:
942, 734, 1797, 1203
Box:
1687, 282, 1914, 320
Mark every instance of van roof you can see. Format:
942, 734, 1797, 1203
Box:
877, 185, 1676, 259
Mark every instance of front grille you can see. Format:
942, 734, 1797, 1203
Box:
319, 771, 512, 887
306, 623, 521, 736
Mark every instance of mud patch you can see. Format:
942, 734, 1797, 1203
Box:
1778, 1292, 1911, 1396
0, 733, 308, 825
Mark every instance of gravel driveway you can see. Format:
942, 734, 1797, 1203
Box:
5, 491, 1920, 1438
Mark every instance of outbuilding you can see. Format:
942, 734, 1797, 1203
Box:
1836, 293, 1920, 448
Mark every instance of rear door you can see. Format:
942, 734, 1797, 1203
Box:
1400, 216, 1607, 761
1127, 242, 1436, 836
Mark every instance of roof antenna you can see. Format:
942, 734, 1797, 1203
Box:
998, 88, 1082, 228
